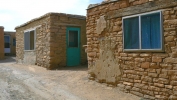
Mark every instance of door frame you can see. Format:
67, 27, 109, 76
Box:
66, 27, 81, 66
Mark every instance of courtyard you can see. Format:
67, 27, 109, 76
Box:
0, 56, 140, 100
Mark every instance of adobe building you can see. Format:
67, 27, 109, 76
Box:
0, 27, 15, 59
86, 0, 177, 99
4, 31, 16, 56
0, 26, 4, 59
15, 13, 87, 69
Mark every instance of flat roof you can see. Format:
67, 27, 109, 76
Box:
87, 0, 118, 9
15, 12, 86, 29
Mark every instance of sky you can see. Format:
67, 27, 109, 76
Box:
0, 0, 102, 31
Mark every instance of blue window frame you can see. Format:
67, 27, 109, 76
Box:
123, 11, 163, 52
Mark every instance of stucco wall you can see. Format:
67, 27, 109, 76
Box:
87, 0, 177, 99
0, 26, 4, 59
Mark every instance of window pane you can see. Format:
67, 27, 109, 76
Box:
141, 12, 161, 49
13, 38, 16, 46
123, 17, 139, 49
24, 32, 30, 50
68, 31, 78, 47
4, 36, 10, 48
30, 31, 35, 50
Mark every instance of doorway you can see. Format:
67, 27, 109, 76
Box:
66, 27, 80, 66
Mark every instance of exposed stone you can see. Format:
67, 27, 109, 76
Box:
130, 91, 143, 97
123, 82, 133, 86
148, 73, 158, 78
155, 95, 168, 99
150, 63, 160, 69
141, 62, 150, 69
171, 53, 177, 58
165, 85, 173, 89
170, 81, 177, 86
153, 78, 169, 84
169, 95, 177, 100
142, 89, 154, 96
165, 36, 174, 42
152, 57, 162, 63
164, 58, 177, 63
132, 87, 140, 92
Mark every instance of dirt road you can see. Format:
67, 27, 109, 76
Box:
0, 57, 140, 100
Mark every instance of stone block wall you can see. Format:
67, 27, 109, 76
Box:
16, 14, 51, 65
49, 13, 87, 69
0, 26, 4, 59
35, 20, 51, 68
15, 13, 87, 69
87, 0, 177, 99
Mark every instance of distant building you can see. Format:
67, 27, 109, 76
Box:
4, 31, 16, 56
15, 13, 87, 69
0, 26, 16, 59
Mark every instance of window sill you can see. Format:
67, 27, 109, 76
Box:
24, 50, 35, 52
123, 49, 164, 53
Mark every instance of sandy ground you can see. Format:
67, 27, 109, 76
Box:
0, 56, 141, 100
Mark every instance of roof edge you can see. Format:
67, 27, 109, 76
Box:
15, 12, 86, 29
87, 0, 119, 9
0, 26, 4, 29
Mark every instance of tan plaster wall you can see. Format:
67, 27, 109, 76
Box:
87, 0, 177, 99
0, 27, 4, 59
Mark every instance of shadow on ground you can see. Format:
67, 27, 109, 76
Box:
0, 56, 16, 63
0, 56, 87, 71
56, 65, 88, 71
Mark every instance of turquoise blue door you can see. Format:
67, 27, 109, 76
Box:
66, 27, 80, 66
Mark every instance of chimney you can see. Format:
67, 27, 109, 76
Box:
0, 26, 4, 59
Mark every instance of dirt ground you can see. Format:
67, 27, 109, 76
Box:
0, 56, 141, 100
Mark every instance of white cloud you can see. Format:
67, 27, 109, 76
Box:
0, 0, 90, 31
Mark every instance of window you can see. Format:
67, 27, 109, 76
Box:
4, 36, 10, 48
24, 30, 35, 50
123, 11, 163, 52
13, 38, 16, 46
68, 30, 78, 47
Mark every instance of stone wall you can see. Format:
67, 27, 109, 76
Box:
49, 13, 87, 69
87, 0, 177, 99
35, 21, 51, 68
15, 13, 87, 69
15, 14, 51, 65
0, 26, 4, 59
